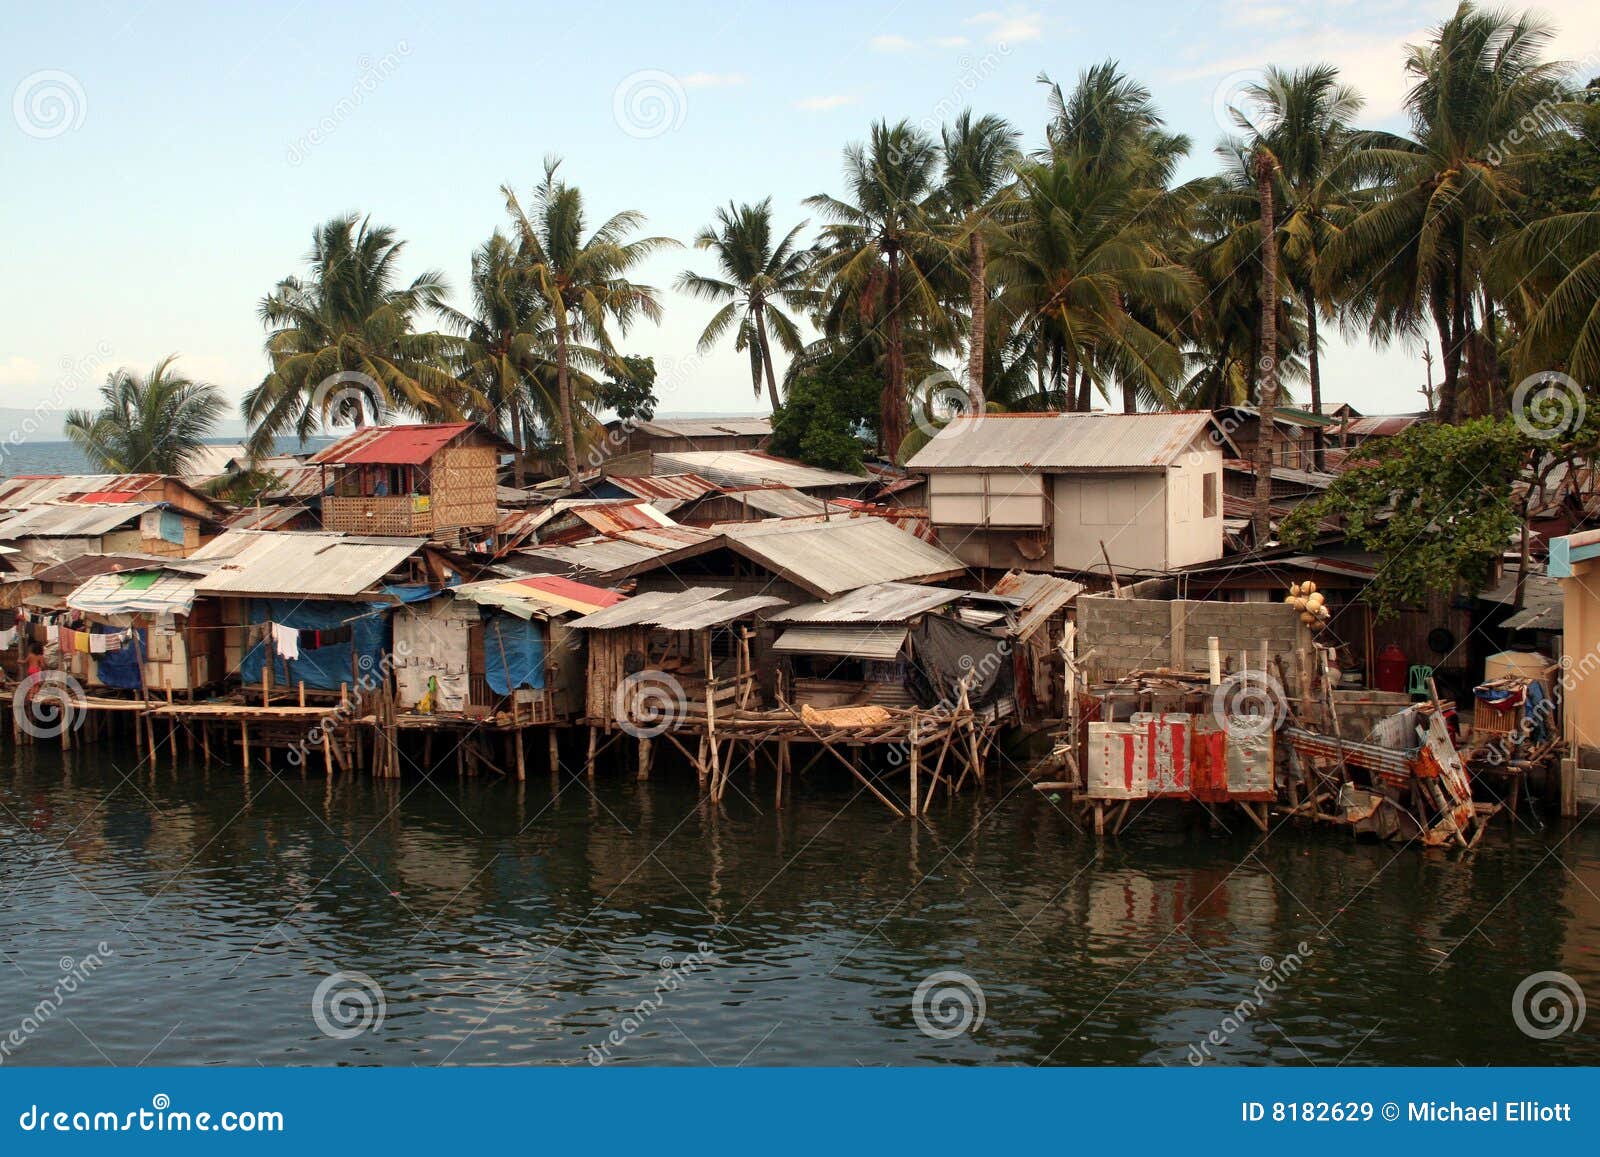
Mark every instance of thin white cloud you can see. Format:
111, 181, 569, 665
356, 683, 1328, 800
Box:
932, 35, 971, 48
869, 34, 916, 52
793, 94, 856, 111
681, 72, 748, 89
965, 8, 1044, 43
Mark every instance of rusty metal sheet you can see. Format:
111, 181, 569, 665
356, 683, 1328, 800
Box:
1225, 728, 1275, 799
1132, 711, 1190, 795
1087, 722, 1148, 800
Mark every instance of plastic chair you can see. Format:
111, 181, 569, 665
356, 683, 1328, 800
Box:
1407, 664, 1435, 696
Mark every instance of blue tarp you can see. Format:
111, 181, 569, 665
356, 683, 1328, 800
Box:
483, 613, 544, 694
96, 629, 146, 690
240, 599, 389, 691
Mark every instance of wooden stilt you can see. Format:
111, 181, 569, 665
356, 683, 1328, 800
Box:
585, 726, 598, 780
636, 735, 651, 781
548, 728, 560, 776
515, 731, 526, 781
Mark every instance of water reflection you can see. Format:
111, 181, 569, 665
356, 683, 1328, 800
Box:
0, 744, 1595, 1066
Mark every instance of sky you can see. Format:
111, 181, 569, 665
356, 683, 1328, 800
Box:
3, 0, 1598, 432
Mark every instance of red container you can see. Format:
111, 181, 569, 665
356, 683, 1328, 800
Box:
1376, 643, 1409, 694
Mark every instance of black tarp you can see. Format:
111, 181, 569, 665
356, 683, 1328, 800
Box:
906, 615, 1015, 710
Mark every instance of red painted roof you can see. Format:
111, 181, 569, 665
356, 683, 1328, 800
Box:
76, 490, 142, 503
506, 573, 625, 608
310, 423, 475, 466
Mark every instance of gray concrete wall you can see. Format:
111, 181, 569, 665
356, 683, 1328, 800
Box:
1077, 595, 1311, 699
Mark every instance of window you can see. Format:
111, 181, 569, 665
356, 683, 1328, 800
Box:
1202, 472, 1218, 519
929, 472, 1045, 526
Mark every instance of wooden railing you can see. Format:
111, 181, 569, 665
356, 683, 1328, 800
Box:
322, 495, 434, 536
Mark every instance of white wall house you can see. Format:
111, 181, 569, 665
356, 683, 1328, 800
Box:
907, 412, 1226, 576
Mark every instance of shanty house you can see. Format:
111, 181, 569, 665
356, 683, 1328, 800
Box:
310, 422, 511, 542
0, 502, 215, 567
0, 473, 228, 521
388, 574, 622, 722
189, 530, 461, 694
62, 557, 222, 693
906, 411, 1226, 577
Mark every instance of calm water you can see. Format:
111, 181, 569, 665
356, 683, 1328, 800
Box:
1, 741, 1596, 1067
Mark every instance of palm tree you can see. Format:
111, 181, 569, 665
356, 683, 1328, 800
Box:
1039, 62, 1191, 185
939, 112, 1021, 410
439, 231, 566, 487
501, 157, 677, 479
991, 155, 1198, 416
1328, 2, 1567, 422
806, 120, 948, 459
1225, 65, 1364, 469
244, 214, 463, 457
676, 199, 812, 412
65, 355, 227, 474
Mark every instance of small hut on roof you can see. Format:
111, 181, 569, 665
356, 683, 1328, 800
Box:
310, 422, 512, 542
62, 557, 221, 694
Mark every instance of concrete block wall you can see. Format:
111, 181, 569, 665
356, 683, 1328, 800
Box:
1077, 596, 1311, 698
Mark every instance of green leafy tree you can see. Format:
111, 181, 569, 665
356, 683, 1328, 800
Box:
768, 352, 880, 473
677, 199, 813, 412
593, 354, 658, 422
1280, 418, 1550, 617
65, 354, 228, 474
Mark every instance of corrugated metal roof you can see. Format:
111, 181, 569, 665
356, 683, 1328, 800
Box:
991, 570, 1083, 640
568, 586, 786, 630
607, 473, 720, 502
1222, 460, 1335, 489
261, 463, 329, 500
1343, 414, 1424, 437
310, 423, 476, 466
0, 502, 160, 539
179, 443, 250, 478
454, 573, 624, 619
223, 504, 313, 531
772, 624, 908, 660
722, 518, 967, 598
566, 500, 678, 535
67, 569, 204, 616
508, 526, 714, 578
648, 450, 864, 490
33, 553, 173, 585
770, 581, 965, 624
714, 487, 830, 519
906, 411, 1216, 471
0, 474, 169, 509
629, 417, 771, 438
192, 530, 427, 597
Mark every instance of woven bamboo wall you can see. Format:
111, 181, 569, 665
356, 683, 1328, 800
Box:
430, 445, 498, 530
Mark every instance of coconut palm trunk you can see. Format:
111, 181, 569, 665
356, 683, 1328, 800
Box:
884, 246, 907, 458
1251, 151, 1281, 545
1303, 284, 1323, 471
555, 313, 580, 480
754, 302, 782, 413
967, 231, 987, 410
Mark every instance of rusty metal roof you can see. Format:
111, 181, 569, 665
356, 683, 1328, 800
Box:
991, 570, 1083, 640
309, 423, 476, 466
223, 504, 313, 531
192, 530, 427, 597
507, 526, 715, 579
454, 573, 624, 619
1343, 414, 1424, 437
607, 473, 720, 502
769, 581, 965, 624
906, 411, 1218, 471
568, 586, 786, 630
627, 417, 771, 439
